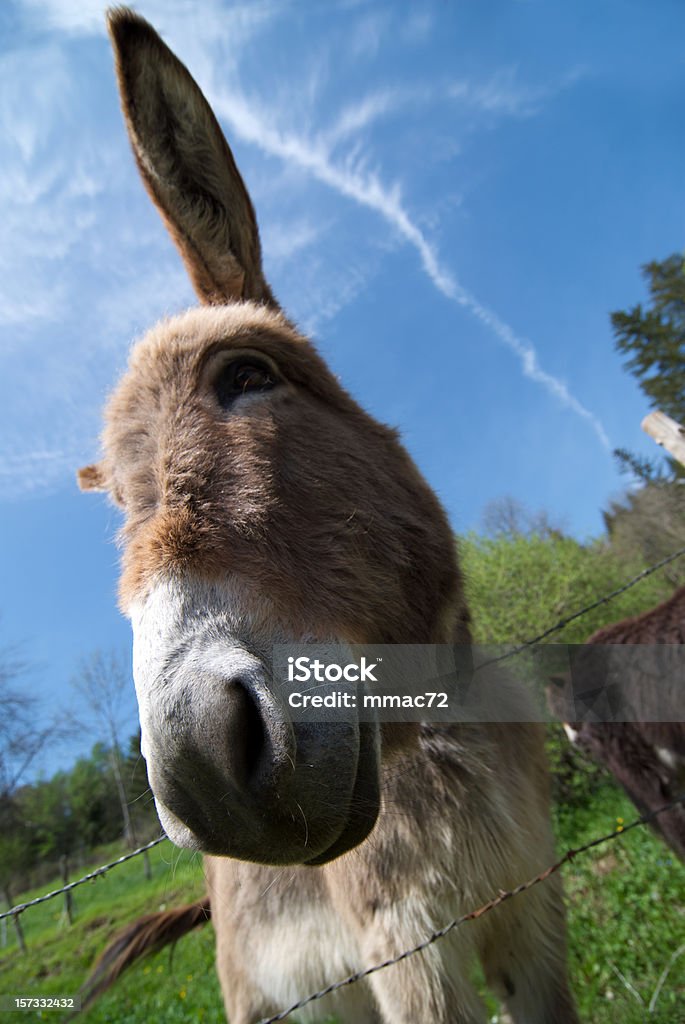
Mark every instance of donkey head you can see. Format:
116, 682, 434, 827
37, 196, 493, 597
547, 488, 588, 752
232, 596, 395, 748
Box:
79, 9, 468, 866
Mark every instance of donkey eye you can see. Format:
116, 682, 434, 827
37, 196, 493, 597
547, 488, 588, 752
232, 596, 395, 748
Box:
214, 358, 277, 408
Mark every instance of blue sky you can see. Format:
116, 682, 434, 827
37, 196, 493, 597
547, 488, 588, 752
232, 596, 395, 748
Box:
1, 0, 684, 775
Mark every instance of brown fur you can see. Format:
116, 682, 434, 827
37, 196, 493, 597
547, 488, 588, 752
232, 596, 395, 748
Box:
587, 584, 685, 645
80, 9, 579, 1022
547, 585, 685, 860
99, 305, 466, 645
81, 899, 210, 1008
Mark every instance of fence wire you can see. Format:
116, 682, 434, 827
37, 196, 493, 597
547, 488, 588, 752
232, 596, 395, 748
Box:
257, 794, 685, 1024
0, 836, 167, 923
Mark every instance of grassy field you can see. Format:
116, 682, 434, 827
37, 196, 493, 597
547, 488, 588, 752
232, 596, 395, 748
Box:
1, 782, 683, 1023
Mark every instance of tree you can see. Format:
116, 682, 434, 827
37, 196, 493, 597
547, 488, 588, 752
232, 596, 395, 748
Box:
65, 744, 124, 848
70, 650, 140, 848
603, 482, 685, 587
481, 496, 565, 541
611, 252, 685, 481
0, 648, 52, 799
121, 730, 156, 825
0, 792, 31, 951
0, 637, 67, 948
21, 772, 75, 862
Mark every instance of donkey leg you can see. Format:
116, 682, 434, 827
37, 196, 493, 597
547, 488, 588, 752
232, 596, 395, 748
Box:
356, 907, 488, 1024
479, 882, 580, 1024
365, 956, 487, 1023
215, 967, 274, 1024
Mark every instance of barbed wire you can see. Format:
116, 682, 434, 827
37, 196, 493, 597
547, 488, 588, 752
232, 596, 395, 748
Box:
257, 794, 685, 1024
3, 545, 684, 928
476, 542, 685, 671
0, 836, 168, 922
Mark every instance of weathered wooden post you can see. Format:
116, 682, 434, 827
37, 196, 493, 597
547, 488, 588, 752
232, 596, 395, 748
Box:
3, 886, 26, 954
642, 411, 685, 469
60, 855, 74, 925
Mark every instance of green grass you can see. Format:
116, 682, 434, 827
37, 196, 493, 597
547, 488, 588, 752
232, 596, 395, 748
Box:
0, 841, 221, 1022
1, 784, 683, 1022
555, 787, 685, 1023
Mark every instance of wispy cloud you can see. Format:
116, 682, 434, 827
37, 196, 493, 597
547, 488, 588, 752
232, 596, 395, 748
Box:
18, 0, 280, 45
323, 64, 581, 150
453, 297, 611, 448
0, 44, 91, 332
17, 0, 106, 35
346, 10, 391, 61
261, 218, 327, 267
210, 86, 611, 450
449, 65, 587, 118
0, 448, 82, 499
296, 257, 377, 337
401, 9, 434, 45
325, 89, 416, 146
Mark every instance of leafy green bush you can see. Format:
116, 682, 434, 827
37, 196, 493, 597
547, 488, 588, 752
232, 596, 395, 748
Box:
459, 531, 673, 645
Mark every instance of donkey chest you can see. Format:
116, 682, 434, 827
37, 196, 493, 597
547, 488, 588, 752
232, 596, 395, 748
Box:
251, 898, 371, 1021
208, 859, 376, 1020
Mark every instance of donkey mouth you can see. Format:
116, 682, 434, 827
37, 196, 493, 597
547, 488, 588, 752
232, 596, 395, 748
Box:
304, 720, 380, 864
149, 719, 381, 865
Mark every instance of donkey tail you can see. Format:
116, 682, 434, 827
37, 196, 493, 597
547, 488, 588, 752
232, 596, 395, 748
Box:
80, 898, 211, 1008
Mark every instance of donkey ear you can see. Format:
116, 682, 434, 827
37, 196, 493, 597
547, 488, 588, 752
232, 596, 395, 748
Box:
107, 7, 277, 308
77, 463, 108, 493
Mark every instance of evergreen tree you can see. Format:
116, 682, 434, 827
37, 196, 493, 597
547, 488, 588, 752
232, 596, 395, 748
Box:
603, 482, 685, 586
611, 252, 685, 480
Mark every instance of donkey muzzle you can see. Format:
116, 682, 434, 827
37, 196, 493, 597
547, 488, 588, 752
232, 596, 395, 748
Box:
132, 600, 380, 863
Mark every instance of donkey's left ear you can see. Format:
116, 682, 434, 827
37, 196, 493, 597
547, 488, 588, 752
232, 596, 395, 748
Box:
78, 463, 108, 493
107, 7, 279, 310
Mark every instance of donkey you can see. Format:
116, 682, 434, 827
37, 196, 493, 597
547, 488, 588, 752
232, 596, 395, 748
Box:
547, 585, 685, 860
79, 9, 579, 1023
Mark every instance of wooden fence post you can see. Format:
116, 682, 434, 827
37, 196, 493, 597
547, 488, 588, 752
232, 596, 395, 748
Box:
642, 411, 685, 469
60, 855, 74, 925
3, 886, 26, 954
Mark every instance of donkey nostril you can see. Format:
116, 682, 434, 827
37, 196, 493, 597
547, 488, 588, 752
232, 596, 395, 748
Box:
224, 678, 267, 789
241, 684, 267, 785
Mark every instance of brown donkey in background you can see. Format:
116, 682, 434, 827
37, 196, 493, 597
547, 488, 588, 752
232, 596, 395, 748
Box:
548, 585, 685, 861
80, 9, 579, 1022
